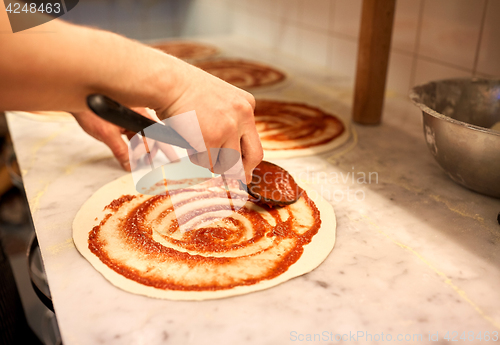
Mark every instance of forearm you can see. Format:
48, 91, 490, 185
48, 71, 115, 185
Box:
0, 5, 262, 181
0, 11, 185, 112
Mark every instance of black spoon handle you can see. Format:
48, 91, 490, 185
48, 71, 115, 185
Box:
86, 94, 193, 150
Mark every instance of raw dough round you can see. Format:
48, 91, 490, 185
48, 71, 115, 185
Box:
255, 100, 350, 159
150, 40, 219, 61
194, 59, 287, 91
73, 173, 336, 300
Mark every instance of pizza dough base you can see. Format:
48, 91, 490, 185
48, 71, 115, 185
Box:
243, 73, 291, 93
73, 173, 336, 300
262, 116, 351, 159
149, 40, 220, 61
195, 58, 291, 93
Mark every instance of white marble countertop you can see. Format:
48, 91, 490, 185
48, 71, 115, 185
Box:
7, 36, 500, 345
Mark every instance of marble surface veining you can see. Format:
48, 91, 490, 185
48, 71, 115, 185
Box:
6, 36, 500, 345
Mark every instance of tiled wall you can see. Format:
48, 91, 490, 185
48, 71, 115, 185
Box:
63, 0, 499, 96
230, 0, 500, 95
62, 0, 232, 41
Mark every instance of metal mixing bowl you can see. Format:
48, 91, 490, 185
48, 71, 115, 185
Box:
410, 78, 500, 198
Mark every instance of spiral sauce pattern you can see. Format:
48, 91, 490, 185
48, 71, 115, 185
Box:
151, 41, 219, 60
88, 179, 321, 291
194, 59, 286, 89
255, 100, 345, 150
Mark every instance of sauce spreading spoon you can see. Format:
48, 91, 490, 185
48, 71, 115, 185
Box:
239, 161, 302, 208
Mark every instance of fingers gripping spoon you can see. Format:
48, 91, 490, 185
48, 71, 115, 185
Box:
86, 95, 301, 207
87, 94, 193, 149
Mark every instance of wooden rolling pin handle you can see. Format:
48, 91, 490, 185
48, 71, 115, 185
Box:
352, 0, 396, 125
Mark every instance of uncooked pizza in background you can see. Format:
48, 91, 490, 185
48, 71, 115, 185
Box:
194, 59, 286, 90
151, 41, 219, 60
254, 99, 348, 158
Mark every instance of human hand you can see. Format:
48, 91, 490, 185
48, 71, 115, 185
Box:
72, 110, 133, 171
0, 15, 263, 182
72, 107, 178, 171
154, 59, 263, 184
